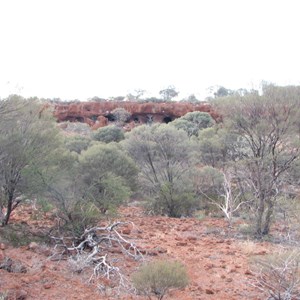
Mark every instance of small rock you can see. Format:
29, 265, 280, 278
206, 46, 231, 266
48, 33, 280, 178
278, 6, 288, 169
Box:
176, 241, 187, 246
156, 246, 167, 253
43, 283, 52, 289
187, 236, 197, 241
205, 289, 214, 295
228, 268, 237, 273
28, 242, 38, 251
109, 248, 122, 254
147, 249, 158, 256
22, 277, 31, 284
255, 250, 267, 255
226, 278, 233, 282
204, 263, 215, 270
245, 269, 253, 275
121, 228, 131, 235
0, 243, 6, 250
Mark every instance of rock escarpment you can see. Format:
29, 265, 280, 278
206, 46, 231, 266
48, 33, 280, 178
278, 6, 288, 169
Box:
53, 101, 219, 130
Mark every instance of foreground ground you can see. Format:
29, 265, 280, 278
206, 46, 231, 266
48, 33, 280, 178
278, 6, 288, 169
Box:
0, 204, 270, 299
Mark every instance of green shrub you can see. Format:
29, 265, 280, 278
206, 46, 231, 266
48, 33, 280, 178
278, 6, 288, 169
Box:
149, 189, 198, 218
0, 223, 48, 246
132, 260, 189, 300
62, 201, 102, 237
170, 111, 215, 137
93, 125, 125, 143
64, 135, 91, 153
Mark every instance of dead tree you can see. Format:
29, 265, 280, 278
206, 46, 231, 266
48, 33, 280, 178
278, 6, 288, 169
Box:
50, 222, 143, 295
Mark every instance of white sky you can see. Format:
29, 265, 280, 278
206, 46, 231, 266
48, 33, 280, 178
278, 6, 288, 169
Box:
0, 0, 300, 100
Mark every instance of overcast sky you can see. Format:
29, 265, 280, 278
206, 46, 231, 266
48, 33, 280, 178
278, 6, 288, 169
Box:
0, 0, 300, 100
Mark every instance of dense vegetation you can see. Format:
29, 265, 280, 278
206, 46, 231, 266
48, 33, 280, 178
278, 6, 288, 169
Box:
0, 84, 300, 239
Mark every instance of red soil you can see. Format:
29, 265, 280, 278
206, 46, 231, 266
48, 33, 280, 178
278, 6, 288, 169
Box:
0, 205, 269, 300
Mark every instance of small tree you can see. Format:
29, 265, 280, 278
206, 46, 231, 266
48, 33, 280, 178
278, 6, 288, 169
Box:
123, 124, 198, 217
132, 260, 189, 300
212, 85, 300, 235
0, 96, 62, 226
180, 94, 200, 104
159, 85, 179, 101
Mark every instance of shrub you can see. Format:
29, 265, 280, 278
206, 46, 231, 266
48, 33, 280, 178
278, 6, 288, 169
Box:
251, 249, 300, 300
111, 108, 131, 124
149, 188, 198, 218
65, 135, 91, 153
170, 111, 215, 137
62, 202, 102, 237
93, 125, 125, 143
132, 260, 189, 300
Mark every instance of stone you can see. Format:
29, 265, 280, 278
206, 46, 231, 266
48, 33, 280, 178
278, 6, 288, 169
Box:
176, 241, 187, 247
245, 269, 253, 275
121, 228, 131, 235
205, 289, 214, 294
43, 283, 52, 289
28, 242, 39, 251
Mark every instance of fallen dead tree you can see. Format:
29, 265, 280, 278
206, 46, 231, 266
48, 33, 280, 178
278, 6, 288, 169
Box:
50, 222, 143, 295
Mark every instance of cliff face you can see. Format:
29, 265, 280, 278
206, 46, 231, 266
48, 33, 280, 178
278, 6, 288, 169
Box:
53, 101, 219, 130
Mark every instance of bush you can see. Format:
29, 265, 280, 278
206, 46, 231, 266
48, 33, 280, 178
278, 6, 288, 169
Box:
93, 125, 125, 143
149, 188, 198, 218
251, 249, 300, 300
64, 135, 91, 153
61, 201, 102, 237
132, 260, 189, 300
111, 108, 131, 124
170, 111, 215, 137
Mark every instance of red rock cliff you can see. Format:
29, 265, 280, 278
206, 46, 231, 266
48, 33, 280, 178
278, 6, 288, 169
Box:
53, 101, 219, 130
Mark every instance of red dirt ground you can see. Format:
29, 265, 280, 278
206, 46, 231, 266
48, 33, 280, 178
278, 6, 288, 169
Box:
0, 205, 270, 300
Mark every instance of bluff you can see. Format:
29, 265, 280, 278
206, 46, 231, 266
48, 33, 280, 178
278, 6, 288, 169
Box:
53, 101, 219, 130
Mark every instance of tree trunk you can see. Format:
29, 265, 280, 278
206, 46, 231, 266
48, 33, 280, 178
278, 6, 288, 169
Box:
255, 197, 265, 236
0, 210, 5, 227
262, 200, 274, 235
2, 189, 14, 226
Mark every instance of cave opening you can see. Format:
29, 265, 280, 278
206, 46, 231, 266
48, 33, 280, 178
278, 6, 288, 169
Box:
133, 116, 140, 123
75, 116, 84, 122
163, 116, 172, 123
105, 114, 116, 122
